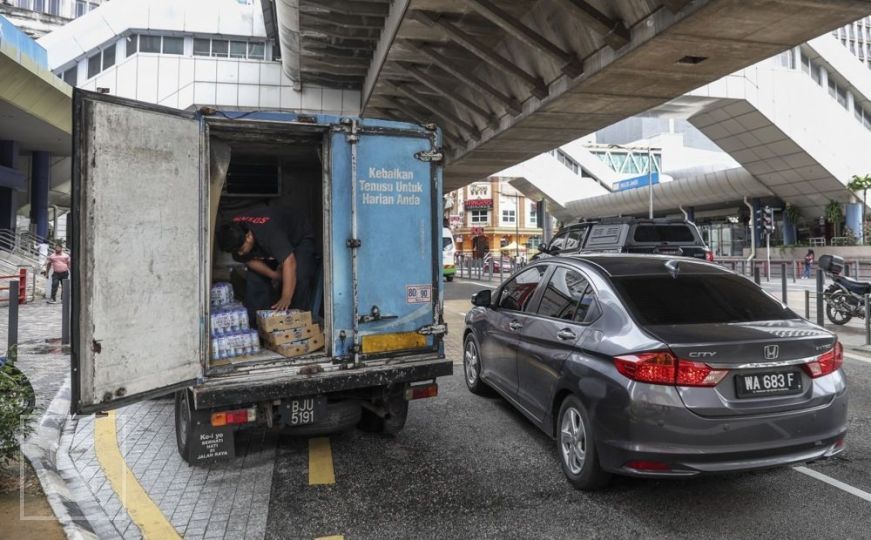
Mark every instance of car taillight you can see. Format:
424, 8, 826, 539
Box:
705, 249, 715, 262
614, 351, 728, 387
802, 341, 843, 378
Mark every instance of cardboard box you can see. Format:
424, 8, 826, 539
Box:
262, 323, 317, 346
270, 331, 325, 358
256, 309, 312, 333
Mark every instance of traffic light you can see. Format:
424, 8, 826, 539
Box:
764, 206, 775, 233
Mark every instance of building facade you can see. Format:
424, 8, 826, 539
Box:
447, 178, 546, 260
0, 0, 106, 38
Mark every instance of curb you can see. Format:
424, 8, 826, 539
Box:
19, 377, 98, 540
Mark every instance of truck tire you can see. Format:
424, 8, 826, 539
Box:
280, 399, 361, 437
358, 396, 408, 435
175, 389, 195, 464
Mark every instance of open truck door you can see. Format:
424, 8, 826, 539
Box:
71, 90, 206, 414
329, 120, 444, 361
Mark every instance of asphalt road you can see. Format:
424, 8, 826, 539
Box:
264, 279, 871, 539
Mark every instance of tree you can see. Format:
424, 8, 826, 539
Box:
848, 174, 871, 245
825, 200, 844, 238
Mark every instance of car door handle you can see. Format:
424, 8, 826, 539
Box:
557, 329, 576, 341
509, 321, 523, 331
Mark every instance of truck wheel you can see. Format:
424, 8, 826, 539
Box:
174, 389, 195, 464
358, 397, 408, 435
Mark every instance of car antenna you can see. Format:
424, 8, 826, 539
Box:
665, 259, 680, 279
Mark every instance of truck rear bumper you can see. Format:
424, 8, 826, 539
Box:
191, 356, 452, 409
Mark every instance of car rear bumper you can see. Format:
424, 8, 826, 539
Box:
594, 386, 848, 477
443, 265, 456, 277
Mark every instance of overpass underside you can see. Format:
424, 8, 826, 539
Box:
278, 0, 871, 192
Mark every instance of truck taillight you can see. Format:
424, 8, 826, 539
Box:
614, 351, 728, 387
802, 341, 843, 378
211, 407, 257, 427
405, 383, 438, 400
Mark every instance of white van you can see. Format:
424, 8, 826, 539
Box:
442, 227, 456, 282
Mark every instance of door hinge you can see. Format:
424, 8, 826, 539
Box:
414, 149, 444, 163
417, 323, 447, 336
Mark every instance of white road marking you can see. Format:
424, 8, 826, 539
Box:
844, 352, 871, 365
794, 466, 871, 503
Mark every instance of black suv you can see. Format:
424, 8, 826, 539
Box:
535, 217, 713, 261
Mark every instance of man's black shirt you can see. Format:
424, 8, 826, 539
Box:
231, 207, 315, 264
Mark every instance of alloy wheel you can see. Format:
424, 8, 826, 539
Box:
464, 340, 480, 386
560, 406, 587, 475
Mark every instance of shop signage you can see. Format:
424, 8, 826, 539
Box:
465, 198, 493, 209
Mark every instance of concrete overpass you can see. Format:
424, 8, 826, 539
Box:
272, 0, 871, 191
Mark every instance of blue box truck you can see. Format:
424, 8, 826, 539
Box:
70, 90, 451, 463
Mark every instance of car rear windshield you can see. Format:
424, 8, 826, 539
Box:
612, 274, 793, 325
633, 225, 696, 243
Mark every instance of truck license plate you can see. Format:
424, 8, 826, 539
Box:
285, 397, 324, 426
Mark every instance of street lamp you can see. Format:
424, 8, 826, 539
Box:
609, 144, 656, 219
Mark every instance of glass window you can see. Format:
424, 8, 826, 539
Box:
87, 53, 101, 78
248, 42, 265, 59
33, 0, 44, 12
633, 225, 696, 243
613, 275, 793, 326
230, 41, 247, 59
837, 86, 848, 108
548, 232, 568, 252
139, 35, 161, 53
48, 0, 60, 15
528, 203, 537, 226
102, 44, 115, 70
163, 37, 183, 55
62, 66, 77, 86
470, 209, 489, 225
498, 266, 546, 312
811, 65, 822, 85
501, 210, 516, 223
563, 228, 585, 252
828, 77, 837, 98
75, 0, 86, 17
800, 52, 811, 74
193, 38, 211, 56
126, 34, 138, 57
211, 40, 229, 57
549, 269, 599, 322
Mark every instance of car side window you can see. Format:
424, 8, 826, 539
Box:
549, 232, 568, 253
563, 228, 584, 252
499, 266, 546, 312
536, 267, 600, 323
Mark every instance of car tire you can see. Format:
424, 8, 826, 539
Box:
556, 395, 610, 491
445, 275, 454, 282
174, 389, 195, 464
463, 334, 493, 396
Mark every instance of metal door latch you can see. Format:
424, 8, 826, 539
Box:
414, 149, 444, 162
347, 238, 362, 248
359, 305, 398, 324
417, 324, 447, 336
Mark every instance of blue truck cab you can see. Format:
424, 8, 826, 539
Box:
70, 90, 451, 463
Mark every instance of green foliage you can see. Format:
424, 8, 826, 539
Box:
848, 174, 871, 193
0, 361, 34, 465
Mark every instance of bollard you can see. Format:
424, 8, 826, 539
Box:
866, 294, 871, 346
816, 269, 824, 326
754, 266, 760, 285
781, 263, 787, 304
792, 259, 797, 283
8, 280, 18, 362
499, 258, 504, 282
62, 278, 71, 345
741, 260, 746, 276
805, 289, 810, 320
845, 262, 851, 277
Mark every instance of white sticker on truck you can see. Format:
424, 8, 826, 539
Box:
406, 284, 433, 304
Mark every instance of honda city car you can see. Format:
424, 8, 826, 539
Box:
463, 254, 847, 490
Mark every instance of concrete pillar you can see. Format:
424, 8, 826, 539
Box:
782, 209, 797, 245
846, 203, 863, 243
30, 151, 50, 239
0, 141, 19, 232
541, 201, 552, 243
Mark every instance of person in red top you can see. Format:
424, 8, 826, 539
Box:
44, 244, 71, 303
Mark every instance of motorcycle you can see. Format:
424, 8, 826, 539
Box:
821, 254, 871, 325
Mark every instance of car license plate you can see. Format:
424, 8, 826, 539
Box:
735, 370, 802, 398
283, 397, 325, 426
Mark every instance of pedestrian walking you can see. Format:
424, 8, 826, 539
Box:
43, 244, 70, 303
803, 249, 815, 279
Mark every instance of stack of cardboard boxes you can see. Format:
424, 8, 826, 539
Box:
257, 309, 325, 358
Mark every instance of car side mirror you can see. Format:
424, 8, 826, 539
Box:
538, 243, 549, 253
471, 289, 492, 307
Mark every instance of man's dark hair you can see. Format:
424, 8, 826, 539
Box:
218, 222, 247, 253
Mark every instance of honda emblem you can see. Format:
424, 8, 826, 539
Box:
763, 345, 780, 360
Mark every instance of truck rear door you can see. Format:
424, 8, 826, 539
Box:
71, 90, 206, 414
329, 120, 443, 359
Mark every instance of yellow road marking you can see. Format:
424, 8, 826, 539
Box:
315, 536, 344, 540
94, 411, 181, 539
308, 437, 335, 485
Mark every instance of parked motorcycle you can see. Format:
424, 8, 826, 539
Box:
821, 254, 871, 325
